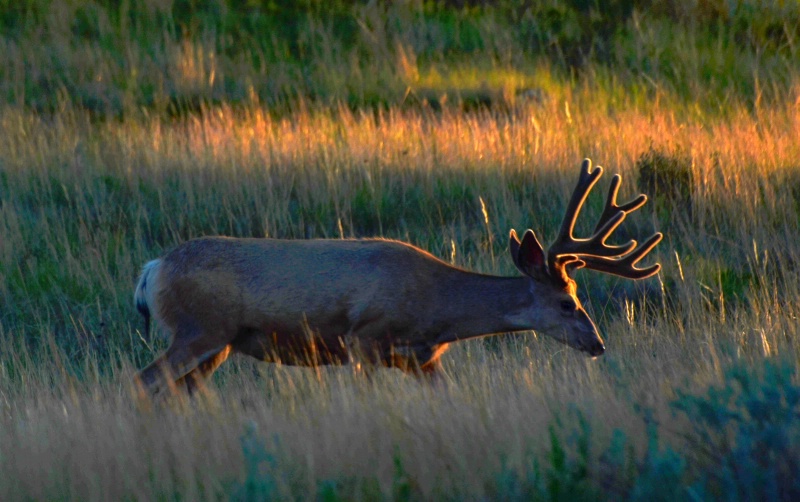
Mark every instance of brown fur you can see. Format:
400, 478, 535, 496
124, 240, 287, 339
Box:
134, 236, 601, 396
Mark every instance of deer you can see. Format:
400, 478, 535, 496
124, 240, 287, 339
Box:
133, 159, 662, 395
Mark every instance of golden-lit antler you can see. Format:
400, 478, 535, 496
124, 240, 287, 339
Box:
547, 159, 663, 280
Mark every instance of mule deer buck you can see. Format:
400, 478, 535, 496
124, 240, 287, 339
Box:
134, 159, 662, 394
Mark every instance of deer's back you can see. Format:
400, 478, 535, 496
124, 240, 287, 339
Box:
155, 237, 452, 340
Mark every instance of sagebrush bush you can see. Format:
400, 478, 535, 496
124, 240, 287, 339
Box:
636, 146, 694, 218
674, 358, 800, 500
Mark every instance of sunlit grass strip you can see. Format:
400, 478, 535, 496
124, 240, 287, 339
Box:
1, 95, 800, 498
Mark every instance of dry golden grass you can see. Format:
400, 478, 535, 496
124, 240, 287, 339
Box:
2, 86, 800, 498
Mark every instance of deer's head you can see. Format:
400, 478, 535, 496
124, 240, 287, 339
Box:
509, 159, 663, 357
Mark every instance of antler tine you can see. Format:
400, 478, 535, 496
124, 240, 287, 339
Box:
580, 232, 664, 279
554, 159, 603, 244
548, 161, 635, 264
592, 174, 647, 234
547, 159, 663, 281
574, 172, 648, 257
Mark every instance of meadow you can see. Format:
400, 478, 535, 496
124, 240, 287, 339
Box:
1, 1, 800, 500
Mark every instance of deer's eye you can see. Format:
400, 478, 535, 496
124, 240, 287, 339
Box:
560, 300, 574, 312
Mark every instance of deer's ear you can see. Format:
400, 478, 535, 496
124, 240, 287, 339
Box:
509, 229, 522, 266
510, 229, 547, 279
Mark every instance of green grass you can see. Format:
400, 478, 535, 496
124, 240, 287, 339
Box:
2, 1, 800, 500
1, 1, 798, 114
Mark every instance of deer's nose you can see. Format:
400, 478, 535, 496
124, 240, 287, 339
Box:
588, 340, 605, 357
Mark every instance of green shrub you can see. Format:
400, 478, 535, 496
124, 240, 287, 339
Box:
636, 146, 693, 219
485, 358, 800, 501
674, 358, 800, 500
230, 422, 284, 501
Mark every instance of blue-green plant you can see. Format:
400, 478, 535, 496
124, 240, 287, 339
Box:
673, 358, 800, 500
230, 422, 283, 501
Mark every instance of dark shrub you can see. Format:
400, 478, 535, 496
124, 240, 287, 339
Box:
636, 146, 693, 218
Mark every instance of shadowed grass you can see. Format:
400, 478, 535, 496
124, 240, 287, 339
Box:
1, 1, 798, 114
2, 93, 800, 498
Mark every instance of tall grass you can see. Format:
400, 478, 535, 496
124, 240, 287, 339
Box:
1, 1, 798, 113
2, 0, 800, 499
2, 90, 800, 498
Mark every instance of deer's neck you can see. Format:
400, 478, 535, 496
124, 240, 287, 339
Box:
434, 271, 532, 344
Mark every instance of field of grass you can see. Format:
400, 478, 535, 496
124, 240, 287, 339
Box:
2, 1, 800, 500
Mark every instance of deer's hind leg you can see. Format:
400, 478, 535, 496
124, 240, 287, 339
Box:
135, 323, 233, 397
175, 345, 233, 395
